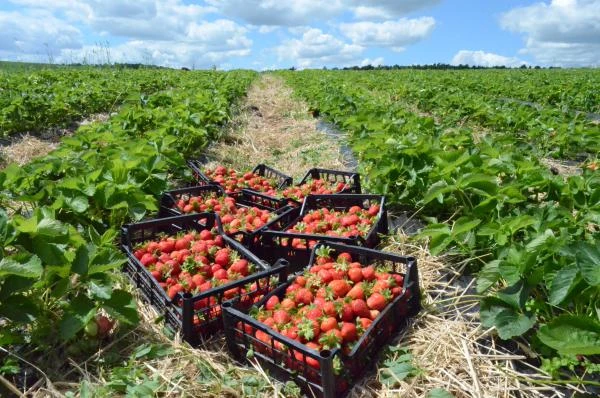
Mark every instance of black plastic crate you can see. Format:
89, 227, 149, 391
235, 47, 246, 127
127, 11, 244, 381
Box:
187, 161, 293, 191
252, 194, 387, 271
120, 212, 289, 344
158, 186, 293, 246
158, 184, 225, 217
281, 169, 361, 207
299, 169, 360, 193
223, 242, 421, 398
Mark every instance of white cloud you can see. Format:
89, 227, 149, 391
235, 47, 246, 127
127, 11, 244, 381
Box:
451, 50, 527, 67
360, 57, 384, 67
258, 25, 279, 34
0, 9, 83, 62
206, 0, 440, 26
2, 1, 250, 68
340, 18, 435, 51
276, 28, 364, 69
349, 0, 441, 20
206, 0, 343, 26
500, 0, 600, 66
57, 19, 252, 68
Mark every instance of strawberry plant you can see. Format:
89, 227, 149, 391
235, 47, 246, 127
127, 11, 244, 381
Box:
0, 68, 258, 387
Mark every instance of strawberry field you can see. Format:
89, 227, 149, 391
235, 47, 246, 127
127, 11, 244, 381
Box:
0, 66, 599, 397
281, 69, 600, 387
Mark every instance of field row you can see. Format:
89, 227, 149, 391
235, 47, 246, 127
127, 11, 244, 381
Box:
280, 69, 600, 379
0, 69, 256, 374
0, 68, 195, 137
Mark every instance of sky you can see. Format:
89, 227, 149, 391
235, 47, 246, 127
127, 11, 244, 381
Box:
0, 0, 599, 69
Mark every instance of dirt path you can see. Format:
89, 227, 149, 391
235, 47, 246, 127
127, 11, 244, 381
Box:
204, 74, 347, 178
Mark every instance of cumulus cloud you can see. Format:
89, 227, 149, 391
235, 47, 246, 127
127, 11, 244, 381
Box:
55, 19, 252, 68
360, 57, 384, 67
500, 0, 600, 66
276, 28, 364, 68
349, 0, 441, 20
0, 9, 83, 62
340, 18, 435, 51
82, 40, 250, 68
2, 0, 250, 68
206, 0, 440, 25
451, 50, 527, 67
205, 0, 343, 26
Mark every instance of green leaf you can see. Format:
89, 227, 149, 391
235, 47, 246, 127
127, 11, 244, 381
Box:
103, 290, 139, 325
88, 249, 126, 275
496, 280, 528, 310
451, 216, 481, 236
379, 361, 418, 387
525, 229, 554, 252
0, 209, 8, 245
427, 388, 455, 398
59, 294, 96, 341
0, 276, 34, 300
0, 255, 43, 278
133, 343, 173, 360
422, 181, 452, 204
65, 196, 89, 213
574, 242, 600, 286
0, 295, 39, 323
72, 245, 89, 275
476, 260, 500, 293
548, 264, 580, 305
89, 281, 112, 300
480, 297, 536, 340
31, 237, 68, 266
537, 315, 600, 355
37, 217, 68, 237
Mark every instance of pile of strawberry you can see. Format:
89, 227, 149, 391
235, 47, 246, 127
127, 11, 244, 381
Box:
204, 165, 279, 195
133, 228, 257, 302
280, 179, 350, 202
244, 247, 405, 369
282, 204, 380, 249
173, 194, 276, 234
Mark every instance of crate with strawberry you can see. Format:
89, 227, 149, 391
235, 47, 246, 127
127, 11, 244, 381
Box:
159, 185, 293, 245
121, 212, 289, 344
223, 242, 420, 398
281, 168, 361, 206
187, 161, 293, 196
252, 194, 388, 270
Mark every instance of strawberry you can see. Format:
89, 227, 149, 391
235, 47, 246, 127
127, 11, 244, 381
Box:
215, 248, 230, 265
265, 295, 280, 311
320, 316, 338, 333
366, 292, 387, 311
350, 299, 370, 318
328, 280, 351, 298
340, 322, 358, 343
347, 267, 363, 283
167, 283, 184, 300
273, 309, 291, 325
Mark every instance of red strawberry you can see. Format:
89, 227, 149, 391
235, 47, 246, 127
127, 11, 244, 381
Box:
328, 280, 351, 298
265, 295, 280, 310
350, 299, 370, 318
366, 292, 387, 311
340, 322, 357, 343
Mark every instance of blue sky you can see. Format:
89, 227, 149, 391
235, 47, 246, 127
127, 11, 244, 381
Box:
1, 1, 599, 69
